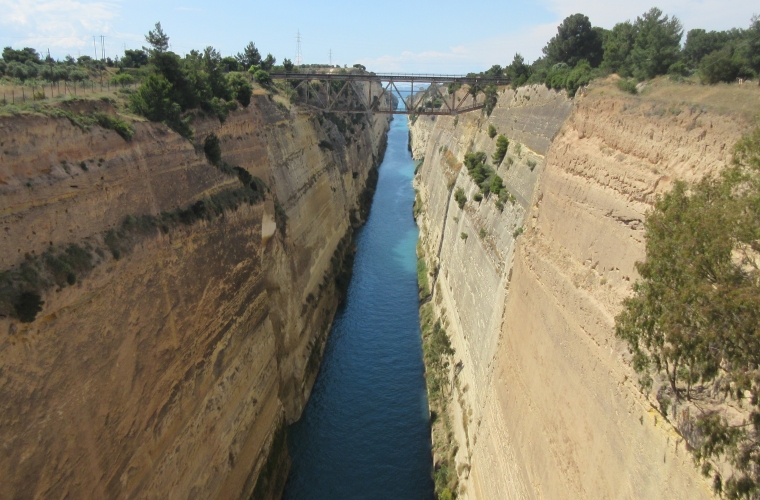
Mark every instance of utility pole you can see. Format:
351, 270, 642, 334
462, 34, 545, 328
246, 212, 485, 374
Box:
93, 36, 98, 59
100, 35, 105, 87
295, 30, 303, 66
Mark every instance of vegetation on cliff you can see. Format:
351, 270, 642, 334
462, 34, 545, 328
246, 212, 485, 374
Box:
616, 128, 760, 498
492, 135, 509, 166
419, 302, 457, 498
474, 9, 760, 96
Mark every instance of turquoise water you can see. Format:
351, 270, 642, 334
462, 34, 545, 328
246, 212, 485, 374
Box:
283, 116, 434, 499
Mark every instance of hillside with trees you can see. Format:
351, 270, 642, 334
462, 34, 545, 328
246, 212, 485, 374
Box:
478, 9, 760, 96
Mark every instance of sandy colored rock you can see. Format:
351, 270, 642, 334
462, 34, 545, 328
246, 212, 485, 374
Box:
0, 94, 389, 499
411, 81, 753, 499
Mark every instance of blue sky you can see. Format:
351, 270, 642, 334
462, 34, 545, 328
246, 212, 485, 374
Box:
0, 0, 757, 73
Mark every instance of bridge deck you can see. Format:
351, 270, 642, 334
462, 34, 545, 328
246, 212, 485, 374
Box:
269, 72, 509, 85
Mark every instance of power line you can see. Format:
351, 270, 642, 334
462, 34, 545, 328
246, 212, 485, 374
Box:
295, 30, 303, 66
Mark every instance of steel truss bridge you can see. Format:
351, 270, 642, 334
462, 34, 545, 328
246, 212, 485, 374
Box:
269, 72, 510, 116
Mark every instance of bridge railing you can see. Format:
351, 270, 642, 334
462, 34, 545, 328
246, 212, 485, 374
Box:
268, 72, 510, 85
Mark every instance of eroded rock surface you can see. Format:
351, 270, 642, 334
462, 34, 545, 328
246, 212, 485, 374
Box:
0, 96, 389, 499
411, 82, 749, 499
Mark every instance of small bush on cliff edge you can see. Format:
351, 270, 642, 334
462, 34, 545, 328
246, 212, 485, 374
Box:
14, 292, 44, 323
617, 78, 638, 94
94, 113, 135, 141
129, 74, 193, 139
492, 135, 509, 165
454, 188, 467, 209
204, 133, 222, 166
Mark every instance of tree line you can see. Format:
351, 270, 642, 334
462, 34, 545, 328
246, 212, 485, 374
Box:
479, 8, 760, 96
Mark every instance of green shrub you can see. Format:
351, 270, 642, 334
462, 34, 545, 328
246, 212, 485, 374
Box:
204, 133, 222, 166
473, 192, 483, 202
699, 49, 741, 84
454, 188, 467, 209
253, 69, 271, 85
94, 113, 134, 141
460, 232, 468, 240
492, 135, 509, 165
490, 175, 504, 195
439, 488, 453, 500
479, 227, 487, 239
417, 257, 430, 300
464, 152, 490, 184
527, 158, 537, 171
668, 61, 691, 77
513, 226, 524, 238
130, 74, 192, 138
488, 124, 497, 139
227, 72, 252, 107
14, 292, 44, 323
483, 84, 498, 116
111, 73, 135, 87
617, 79, 638, 94
564, 60, 592, 95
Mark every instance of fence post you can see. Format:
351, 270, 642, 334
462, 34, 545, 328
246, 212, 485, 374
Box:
22, 87, 25, 103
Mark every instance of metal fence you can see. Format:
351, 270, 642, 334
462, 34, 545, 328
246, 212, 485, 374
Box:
0, 79, 140, 105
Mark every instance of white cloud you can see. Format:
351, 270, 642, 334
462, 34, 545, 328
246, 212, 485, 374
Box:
0, 0, 122, 53
357, 0, 757, 74
357, 23, 557, 74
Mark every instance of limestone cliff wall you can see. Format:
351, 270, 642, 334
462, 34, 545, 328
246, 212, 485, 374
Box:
0, 95, 389, 499
411, 82, 749, 499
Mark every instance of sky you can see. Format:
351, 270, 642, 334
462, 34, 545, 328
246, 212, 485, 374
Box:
0, 0, 757, 74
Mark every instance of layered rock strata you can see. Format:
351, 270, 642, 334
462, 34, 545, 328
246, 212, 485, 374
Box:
411, 82, 749, 499
0, 95, 388, 499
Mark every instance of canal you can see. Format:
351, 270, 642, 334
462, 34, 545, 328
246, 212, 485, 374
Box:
283, 115, 434, 499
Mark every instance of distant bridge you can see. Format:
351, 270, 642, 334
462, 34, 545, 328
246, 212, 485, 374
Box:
268, 72, 510, 116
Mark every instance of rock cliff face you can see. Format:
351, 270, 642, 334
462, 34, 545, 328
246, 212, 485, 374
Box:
411, 81, 751, 499
0, 95, 388, 499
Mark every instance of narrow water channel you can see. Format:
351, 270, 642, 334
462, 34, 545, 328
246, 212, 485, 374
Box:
283, 116, 434, 499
